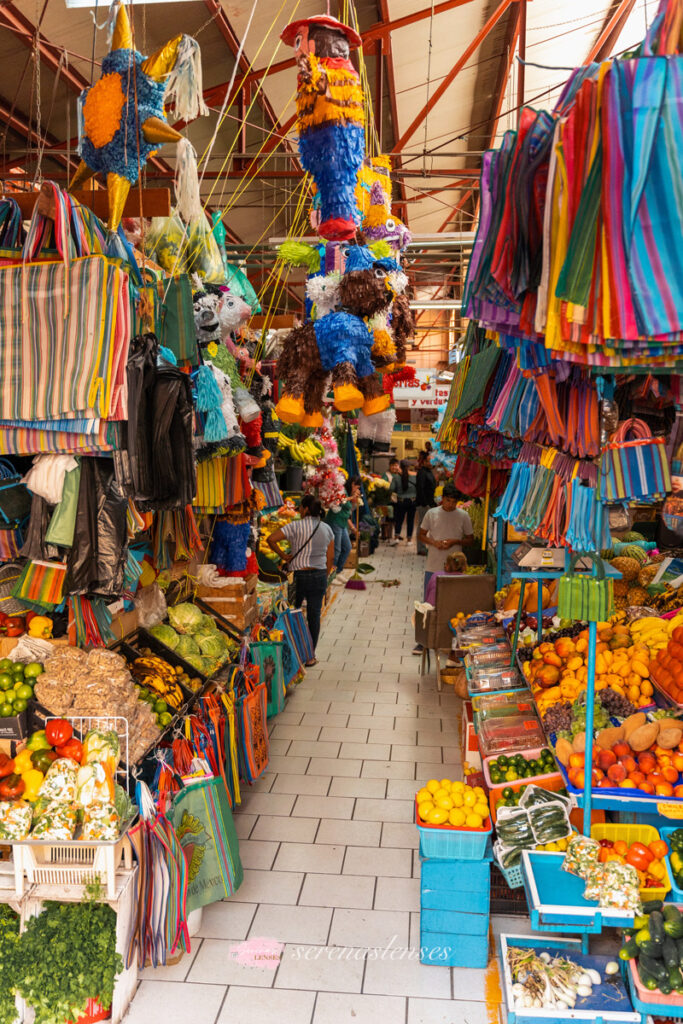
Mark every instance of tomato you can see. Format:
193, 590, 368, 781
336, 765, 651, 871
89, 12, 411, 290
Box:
0, 773, 25, 799
0, 754, 14, 779
649, 840, 670, 861
45, 719, 72, 748
55, 737, 82, 762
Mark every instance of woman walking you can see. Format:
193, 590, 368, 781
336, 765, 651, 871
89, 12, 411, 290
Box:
415, 450, 436, 555
390, 459, 417, 543
326, 475, 361, 573
266, 494, 334, 665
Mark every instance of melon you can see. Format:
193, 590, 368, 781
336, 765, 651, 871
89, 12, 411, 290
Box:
620, 544, 648, 565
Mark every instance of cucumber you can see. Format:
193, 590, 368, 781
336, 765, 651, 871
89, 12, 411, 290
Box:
634, 914, 649, 930
664, 906, 683, 938
659, 979, 673, 995
676, 937, 683, 967
663, 937, 679, 969
650, 910, 666, 945
640, 939, 664, 959
640, 953, 669, 985
619, 937, 640, 960
638, 963, 659, 991
669, 965, 683, 990
663, 905, 682, 923
643, 899, 664, 913
635, 927, 652, 946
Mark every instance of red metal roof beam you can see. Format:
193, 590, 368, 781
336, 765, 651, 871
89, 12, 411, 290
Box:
585, 0, 637, 62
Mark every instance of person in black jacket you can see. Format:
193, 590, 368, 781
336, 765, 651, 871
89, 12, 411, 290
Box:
415, 450, 436, 555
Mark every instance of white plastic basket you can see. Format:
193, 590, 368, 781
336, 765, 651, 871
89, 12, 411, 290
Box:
12, 830, 133, 898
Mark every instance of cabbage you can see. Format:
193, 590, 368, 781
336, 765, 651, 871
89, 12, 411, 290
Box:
196, 613, 219, 633
149, 623, 179, 650
167, 603, 204, 634
176, 635, 201, 658
184, 652, 215, 675
198, 633, 229, 659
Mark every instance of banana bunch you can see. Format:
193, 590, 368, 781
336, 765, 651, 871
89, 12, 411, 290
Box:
278, 433, 324, 465
629, 615, 672, 655
132, 655, 185, 709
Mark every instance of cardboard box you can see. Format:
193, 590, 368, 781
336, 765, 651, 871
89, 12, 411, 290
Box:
0, 709, 27, 741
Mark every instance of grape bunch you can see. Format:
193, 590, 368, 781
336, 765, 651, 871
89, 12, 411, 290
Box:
542, 702, 573, 734
598, 688, 637, 718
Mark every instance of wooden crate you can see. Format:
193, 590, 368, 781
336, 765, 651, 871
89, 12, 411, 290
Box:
198, 590, 258, 630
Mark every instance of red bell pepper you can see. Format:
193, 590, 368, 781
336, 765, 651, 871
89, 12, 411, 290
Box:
626, 842, 654, 872
4, 616, 24, 637
0, 773, 25, 799
0, 754, 14, 778
55, 737, 82, 762
45, 719, 72, 748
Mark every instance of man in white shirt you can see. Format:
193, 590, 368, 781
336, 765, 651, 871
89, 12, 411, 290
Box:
413, 482, 473, 654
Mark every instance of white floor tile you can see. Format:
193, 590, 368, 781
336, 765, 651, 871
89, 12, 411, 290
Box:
387, 779, 422, 800
287, 700, 332, 714
452, 965, 488, 1000
269, 724, 321, 741
374, 876, 421, 912
329, 908, 410, 949
361, 760, 415, 780
274, 842, 345, 874
343, 845, 412, 879
299, 872, 376, 910
329, 777, 387, 799
125, 981, 226, 1024
392, 744, 442, 763
187, 937, 278, 987
363, 955, 452, 999
217, 986, 315, 1024
236, 839, 280, 870
308, 757, 362, 777
274, 942, 365, 993
268, 738, 292, 756
196, 901, 258, 940
234, 813, 257, 839
408, 998, 489, 1023
316, 818, 381, 847
380, 823, 419, 849
302, 713, 350, 728
249, 903, 332, 944
368, 727, 418, 745
341, 742, 391, 760
266, 755, 311, 775
314, 992, 406, 1024
318, 727, 369, 743
240, 792, 296, 816
271, 774, 331, 796
289, 740, 342, 758
347, 714, 397, 730
230, 868, 304, 905
251, 816, 319, 844
353, 798, 414, 824
293, 794, 355, 819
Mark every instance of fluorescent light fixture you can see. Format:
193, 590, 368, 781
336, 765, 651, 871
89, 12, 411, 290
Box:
409, 301, 460, 310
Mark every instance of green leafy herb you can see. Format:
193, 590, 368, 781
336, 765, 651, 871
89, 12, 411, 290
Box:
0, 904, 19, 1024
13, 895, 122, 1024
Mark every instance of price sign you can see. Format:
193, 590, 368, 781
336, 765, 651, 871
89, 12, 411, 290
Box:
657, 802, 683, 818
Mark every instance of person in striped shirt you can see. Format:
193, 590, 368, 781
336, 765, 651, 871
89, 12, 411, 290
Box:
267, 494, 335, 664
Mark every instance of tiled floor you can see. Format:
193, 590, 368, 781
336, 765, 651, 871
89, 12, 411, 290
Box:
126, 544, 509, 1024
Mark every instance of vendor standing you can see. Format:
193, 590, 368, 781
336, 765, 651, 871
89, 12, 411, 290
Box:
415, 451, 436, 556
418, 481, 473, 596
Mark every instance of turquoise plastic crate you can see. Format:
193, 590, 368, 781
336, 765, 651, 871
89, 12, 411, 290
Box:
421, 906, 489, 935
417, 818, 492, 860
497, 858, 524, 890
421, 856, 491, 891
623, 956, 683, 1019
660, 826, 683, 902
420, 928, 488, 967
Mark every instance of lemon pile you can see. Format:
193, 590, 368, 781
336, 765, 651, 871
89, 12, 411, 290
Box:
417, 778, 489, 829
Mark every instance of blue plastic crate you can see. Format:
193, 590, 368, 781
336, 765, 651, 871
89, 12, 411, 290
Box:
421, 906, 489, 935
417, 819, 492, 860
622, 955, 683, 1019
497, 858, 524, 890
419, 836, 493, 863
421, 856, 490, 892
420, 928, 489, 967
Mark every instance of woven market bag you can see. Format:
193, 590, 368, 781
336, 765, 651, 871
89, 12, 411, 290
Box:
601, 418, 672, 502
234, 665, 270, 782
159, 274, 198, 365
250, 640, 285, 718
557, 554, 614, 623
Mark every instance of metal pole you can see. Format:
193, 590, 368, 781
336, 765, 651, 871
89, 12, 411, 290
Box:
517, 0, 527, 124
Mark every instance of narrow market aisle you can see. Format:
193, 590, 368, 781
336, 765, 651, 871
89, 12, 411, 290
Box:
127, 546, 508, 1024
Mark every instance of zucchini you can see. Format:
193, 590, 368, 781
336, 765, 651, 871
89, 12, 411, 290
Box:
650, 910, 666, 945
669, 965, 683, 990
635, 927, 652, 947
659, 979, 673, 995
663, 937, 679, 969
663, 905, 682, 924
676, 937, 683, 967
640, 953, 669, 985
664, 906, 683, 938
637, 962, 659, 991
643, 899, 664, 913
640, 939, 664, 959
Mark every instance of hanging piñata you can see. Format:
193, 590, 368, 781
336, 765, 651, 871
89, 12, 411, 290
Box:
281, 13, 365, 241
70, 0, 207, 230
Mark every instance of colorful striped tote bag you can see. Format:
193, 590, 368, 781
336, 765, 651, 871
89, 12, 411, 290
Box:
11, 559, 67, 610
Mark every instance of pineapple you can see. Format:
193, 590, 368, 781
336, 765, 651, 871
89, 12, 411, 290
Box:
609, 556, 641, 582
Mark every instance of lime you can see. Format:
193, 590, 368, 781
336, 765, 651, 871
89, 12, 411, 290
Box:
502, 787, 514, 800
3, 690, 15, 704
497, 755, 509, 768
0, 704, 13, 717
0, 675, 12, 692
153, 700, 168, 715
505, 768, 518, 782
158, 712, 173, 727
16, 684, 33, 701
23, 663, 43, 679
0, 659, 11, 673
11, 664, 24, 676
13, 699, 27, 713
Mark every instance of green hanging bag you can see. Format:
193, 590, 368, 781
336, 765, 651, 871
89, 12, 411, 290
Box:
557, 554, 614, 623
159, 274, 198, 365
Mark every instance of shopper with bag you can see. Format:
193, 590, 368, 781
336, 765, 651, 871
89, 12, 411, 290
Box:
266, 494, 334, 665
390, 459, 417, 543
326, 475, 361, 573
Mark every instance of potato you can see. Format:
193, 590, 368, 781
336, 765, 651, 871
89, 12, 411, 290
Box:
655, 718, 682, 734
596, 725, 625, 749
555, 737, 573, 766
572, 731, 586, 753
656, 727, 683, 750
627, 722, 660, 751
622, 712, 647, 740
